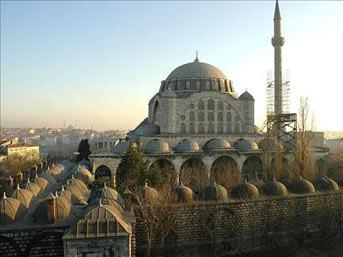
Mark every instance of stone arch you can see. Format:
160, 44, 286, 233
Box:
95, 165, 112, 180
0, 235, 22, 257
210, 156, 240, 190
24, 231, 64, 257
149, 159, 176, 186
180, 158, 208, 194
241, 156, 265, 181
271, 157, 289, 180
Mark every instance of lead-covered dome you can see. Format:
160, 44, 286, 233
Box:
0, 193, 25, 224
166, 60, 227, 80
175, 139, 200, 153
144, 139, 171, 154
313, 176, 339, 192
230, 181, 259, 199
11, 184, 34, 208
261, 178, 288, 196
288, 177, 315, 194
204, 138, 231, 152
201, 182, 228, 201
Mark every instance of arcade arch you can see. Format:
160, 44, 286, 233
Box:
210, 156, 239, 190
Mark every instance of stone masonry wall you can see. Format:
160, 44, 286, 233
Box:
135, 191, 343, 256
0, 227, 65, 257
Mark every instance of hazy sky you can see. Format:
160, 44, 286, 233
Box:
1, 1, 343, 131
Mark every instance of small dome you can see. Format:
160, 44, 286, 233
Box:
230, 181, 259, 199
90, 185, 124, 205
33, 194, 74, 223
313, 176, 339, 192
129, 118, 160, 138
11, 184, 34, 208
39, 170, 57, 185
166, 60, 227, 80
239, 91, 254, 101
64, 180, 89, 204
258, 138, 283, 151
144, 139, 171, 154
70, 176, 88, 192
261, 179, 288, 196
112, 140, 130, 155
288, 177, 315, 194
249, 175, 266, 190
89, 197, 124, 213
233, 138, 259, 152
24, 179, 41, 197
0, 193, 25, 224
34, 174, 49, 191
74, 165, 93, 184
142, 183, 159, 203
204, 138, 231, 152
59, 186, 72, 202
175, 139, 200, 153
175, 182, 194, 203
201, 182, 228, 201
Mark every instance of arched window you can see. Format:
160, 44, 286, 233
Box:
186, 80, 191, 90
226, 112, 232, 121
208, 112, 214, 121
196, 81, 201, 90
189, 111, 194, 121
218, 112, 223, 121
217, 123, 224, 133
235, 115, 240, 122
198, 112, 204, 121
177, 81, 182, 90
218, 101, 223, 110
234, 123, 240, 133
227, 104, 232, 110
199, 100, 205, 110
205, 80, 210, 90
208, 123, 215, 134
208, 99, 215, 110
198, 123, 204, 134
181, 123, 186, 134
189, 123, 194, 134
227, 123, 232, 133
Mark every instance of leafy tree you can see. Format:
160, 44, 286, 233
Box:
116, 142, 163, 192
77, 139, 91, 162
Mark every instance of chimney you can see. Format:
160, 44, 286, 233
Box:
47, 194, 57, 223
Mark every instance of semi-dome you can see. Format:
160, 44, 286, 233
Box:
144, 139, 171, 154
261, 178, 288, 196
204, 138, 231, 152
288, 177, 315, 194
142, 182, 159, 203
39, 170, 57, 185
11, 184, 34, 208
166, 60, 227, 80
313, 176, 339, 192
0, 193, 25, 224
175, 139, 200, 153
175, 182, 194, 203
233, 138, 259, 152
230, 181, 259, 199
32, 194, 74, 223
112, 140, 130, 155
24, 179, 41, 197
201, 182, 228, 201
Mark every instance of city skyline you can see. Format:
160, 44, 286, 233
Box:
1, 1, 343, 131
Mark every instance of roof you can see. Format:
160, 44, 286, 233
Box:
201, 182, 228, 201
166, 59, 227, 80
174, 139, 200, 153
11, 185, 34, 208
0, 193, 25, 224
144, 139, 171, 154
204, 138, 231, 152
230, 181, 260, 199
239, 91, 255, 101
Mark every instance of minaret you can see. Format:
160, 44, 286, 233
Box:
272, 0, 285, 115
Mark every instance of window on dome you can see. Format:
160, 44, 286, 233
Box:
177, 81, 182, 90
198, 123, 204, 134
189, 112, 194, 121
208, 112, 214, 121
227, 112, 232, 121
196, 81, 201, 90
198, 112, 204, 121
186, 80, 191, 90
199, 100, 205, 110
208, 123, 215, 134
218, 112, 223, 121
218, 101, 223, 110
224, 82, 229, 92
181, 123, 186, 134
205, 81, 210, 90
208, 99, 214, 110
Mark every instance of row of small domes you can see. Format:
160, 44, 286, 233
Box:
140, 176, 340, 204
114, 138, 268, 155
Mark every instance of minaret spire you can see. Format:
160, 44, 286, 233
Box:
272, 0, 284, 115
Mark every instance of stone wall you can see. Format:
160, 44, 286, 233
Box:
0, 226, 65, 257
135, 191, 343, 256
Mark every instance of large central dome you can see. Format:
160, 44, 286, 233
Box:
166, 58, 227, 80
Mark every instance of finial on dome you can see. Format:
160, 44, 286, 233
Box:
194, 50, 199, 62
104, 182, 107, 188
3, 192, 7, 199
17, 183, 20, 190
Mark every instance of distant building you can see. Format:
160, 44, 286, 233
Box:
0, 142, 40, 160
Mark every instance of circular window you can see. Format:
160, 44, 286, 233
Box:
189, 104, 195, 109
181, 115, 186, 121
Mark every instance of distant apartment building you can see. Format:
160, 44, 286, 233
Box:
0, 141, 40, 160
